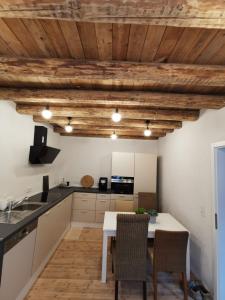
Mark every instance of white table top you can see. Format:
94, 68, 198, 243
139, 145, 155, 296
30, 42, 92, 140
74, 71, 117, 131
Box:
103, 212, 188, 238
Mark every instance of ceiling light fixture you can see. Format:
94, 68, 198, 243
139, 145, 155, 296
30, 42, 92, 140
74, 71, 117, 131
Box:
65, 117, 73, 133
41, 105, 52, 120
112, 108, 122, 123
111, 131, 118, 140
144, 120, 152, 137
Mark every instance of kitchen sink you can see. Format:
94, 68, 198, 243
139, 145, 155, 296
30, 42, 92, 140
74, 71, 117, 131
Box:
13, 203, 43, 211
0, 202, 46, 224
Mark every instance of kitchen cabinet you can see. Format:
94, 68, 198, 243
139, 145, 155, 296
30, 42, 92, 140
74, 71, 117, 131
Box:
110, 194, 134, 212
134, 153, 157, 194
0, 228, 36, 300
112, 152, 135, 177
32, 196, 71, 273
65, 195, 73, 228
72, 192, 96, 223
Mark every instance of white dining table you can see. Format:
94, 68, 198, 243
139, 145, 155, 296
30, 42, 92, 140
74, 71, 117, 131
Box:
101, 212, 190, 283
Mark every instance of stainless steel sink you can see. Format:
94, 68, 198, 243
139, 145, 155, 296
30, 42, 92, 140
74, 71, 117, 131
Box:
13, 203, 43, 211
0, 202, 45, 224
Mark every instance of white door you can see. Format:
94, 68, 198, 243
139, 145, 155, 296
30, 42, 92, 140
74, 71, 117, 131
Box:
112, 152, 134, 176
134, 153, 157, 194
213, 146, 225, 300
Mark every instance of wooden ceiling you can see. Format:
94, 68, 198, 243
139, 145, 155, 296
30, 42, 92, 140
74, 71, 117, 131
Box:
0, 1, 225, 140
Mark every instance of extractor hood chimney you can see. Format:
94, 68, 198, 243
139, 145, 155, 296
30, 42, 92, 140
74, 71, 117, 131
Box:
29, 126, 60, 164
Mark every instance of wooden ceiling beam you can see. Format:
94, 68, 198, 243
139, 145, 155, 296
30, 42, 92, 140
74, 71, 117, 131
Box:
1, 88, 225, 109
17, 104, 200, 121
0, 57, 224, 89
53, 125, 173, 135
33, 116, 182, 130
60, 133, 158, 140
0, 1, 225, 29
53, 126, 166, 137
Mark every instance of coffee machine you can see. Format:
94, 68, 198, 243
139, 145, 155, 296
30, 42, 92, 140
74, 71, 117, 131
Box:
98, 177, 108, 192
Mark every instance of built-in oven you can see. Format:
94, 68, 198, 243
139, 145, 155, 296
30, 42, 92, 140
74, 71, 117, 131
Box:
111, 176, 134, 194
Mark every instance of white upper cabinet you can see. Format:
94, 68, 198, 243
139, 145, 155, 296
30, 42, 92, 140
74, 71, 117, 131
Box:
111, 152, 135, 176
134, 153, 157, 194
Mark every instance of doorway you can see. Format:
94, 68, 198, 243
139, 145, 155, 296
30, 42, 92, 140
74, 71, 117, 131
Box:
212, 142, 225, 300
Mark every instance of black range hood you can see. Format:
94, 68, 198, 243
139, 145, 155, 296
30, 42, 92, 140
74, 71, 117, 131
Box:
29, 126, 60, 164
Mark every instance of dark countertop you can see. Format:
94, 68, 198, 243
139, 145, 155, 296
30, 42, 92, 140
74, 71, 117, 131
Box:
0, 186, 111, 242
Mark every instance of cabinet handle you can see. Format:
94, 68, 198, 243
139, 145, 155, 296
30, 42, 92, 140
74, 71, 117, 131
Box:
100, 200, 107, 203
81, 199, 87, 202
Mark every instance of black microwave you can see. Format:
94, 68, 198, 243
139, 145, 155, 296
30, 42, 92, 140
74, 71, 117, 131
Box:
111, 176, 134, 194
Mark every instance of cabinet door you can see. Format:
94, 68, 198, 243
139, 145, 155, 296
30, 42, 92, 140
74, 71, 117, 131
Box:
115, 199, 134, 212
0, 230, 36, 300
134, 153, 157, 193
65, 195, 72, 227
112, 152, 134, 176
32, 210, 53, 273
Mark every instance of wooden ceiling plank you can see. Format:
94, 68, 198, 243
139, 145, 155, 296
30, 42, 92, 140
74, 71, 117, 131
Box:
195, 30, 225, 64
2, 88, 225, 110
16, 104, 200, 121
76, 22, 99, 59
154, 27, 185, 62
0, 1, 225, 29
112, 24, 130, 60
39, 19, 70, 58
126, 24, 148, 61
58, 20, 84, 59
22, 19, 58, 57
95, 23, 112, 60
140, 25, 166, 62
0, 57, 224, 88
3, 18, 43, 57
182, 28, 218, 64
0, 19, 29, 56
33, 116, 182, 130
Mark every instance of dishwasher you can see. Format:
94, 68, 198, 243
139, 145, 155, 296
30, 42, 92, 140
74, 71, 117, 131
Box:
0, 220, 37, 300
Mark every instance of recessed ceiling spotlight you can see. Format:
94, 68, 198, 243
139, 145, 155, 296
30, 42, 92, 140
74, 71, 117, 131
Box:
112, 108, 122, 123
41, 105, 52, 120
111, 131, 118, 140
144, 120, 152, 137
65, 117, 73, 133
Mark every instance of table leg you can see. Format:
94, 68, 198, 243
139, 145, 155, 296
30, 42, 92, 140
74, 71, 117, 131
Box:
186, 237, 190, 281
101, 232, 108, 283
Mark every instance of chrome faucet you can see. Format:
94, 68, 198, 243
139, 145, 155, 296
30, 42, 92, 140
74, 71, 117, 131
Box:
6, 196, 29, 213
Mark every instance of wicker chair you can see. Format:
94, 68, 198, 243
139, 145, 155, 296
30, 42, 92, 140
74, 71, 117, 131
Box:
152, 230, 189, 300
138, 192, 158, 210
112, 214, 150, 300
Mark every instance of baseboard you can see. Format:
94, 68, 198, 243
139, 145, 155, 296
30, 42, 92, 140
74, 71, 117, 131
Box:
16, 224, 71, 300
71, 221, 103, 228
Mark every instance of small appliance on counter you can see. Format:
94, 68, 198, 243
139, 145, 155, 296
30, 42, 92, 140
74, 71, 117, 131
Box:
98, 177, 108, 192
111, 176, 134, 194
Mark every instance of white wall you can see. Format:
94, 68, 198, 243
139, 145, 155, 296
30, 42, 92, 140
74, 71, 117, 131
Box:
0, 101, 61, 201
158, 107, 225, 292
57, 136, 158, 187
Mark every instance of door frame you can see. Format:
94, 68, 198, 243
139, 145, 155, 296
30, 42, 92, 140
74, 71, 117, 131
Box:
211, 140, 225, 300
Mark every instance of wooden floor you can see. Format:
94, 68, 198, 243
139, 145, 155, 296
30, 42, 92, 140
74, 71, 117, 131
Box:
26, 227, 190, 300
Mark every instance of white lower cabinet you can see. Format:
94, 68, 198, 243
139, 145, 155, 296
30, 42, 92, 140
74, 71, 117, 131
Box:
72, 192, 135, 223
72, 192, 97, 223
110, 194, 134, 212
32, 196, 72, 273
0, 229, 36, 300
